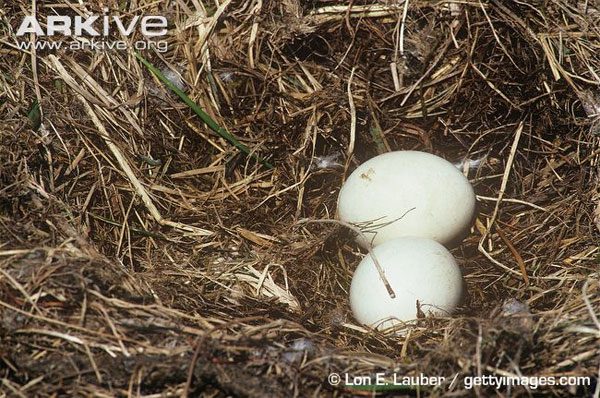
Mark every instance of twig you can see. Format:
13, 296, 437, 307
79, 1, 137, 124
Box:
347, 67, 356, 158
309, 3, 406, 23
184, 335, 205, 398
476, 195, 547, 212
29, 0, 43, 122
486, 122, 523, 236
496, 227, 529, 285
0, 269, 43, 315
582, 279, 600, 333
297, 218, 396, 298
478, 122, 524, 277
399, 0, 409, 57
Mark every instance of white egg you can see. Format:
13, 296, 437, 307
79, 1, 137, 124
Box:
349, 237, 463, 330
338, 150, 476, 248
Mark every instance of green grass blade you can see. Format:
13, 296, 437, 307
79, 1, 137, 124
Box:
27, 99, 41, 130
134, 51, 273, 169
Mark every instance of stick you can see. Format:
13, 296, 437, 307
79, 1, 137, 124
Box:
297, 218, 396, 298
478, 122, 524, 277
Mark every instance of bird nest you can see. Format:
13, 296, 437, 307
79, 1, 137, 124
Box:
1, 1, 599, 396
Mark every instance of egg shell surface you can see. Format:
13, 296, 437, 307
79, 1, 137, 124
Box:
337, 151, 476, 248
349, 237, 463, 330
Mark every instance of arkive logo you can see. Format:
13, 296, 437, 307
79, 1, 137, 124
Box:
16, 14, 167, 37
15, 11, 168, 52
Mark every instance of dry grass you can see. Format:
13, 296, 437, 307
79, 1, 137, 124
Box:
0, 0, 599, 396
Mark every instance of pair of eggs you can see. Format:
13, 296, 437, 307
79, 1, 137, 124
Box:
337, 151, 476, 330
